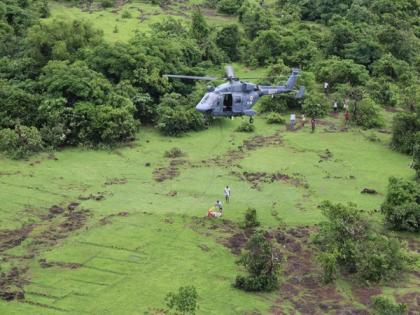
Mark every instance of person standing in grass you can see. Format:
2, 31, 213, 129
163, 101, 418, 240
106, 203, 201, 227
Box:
311, 117, 316, 133
215, 200, 223, 212
333, 100, 338, 113
301, 114, 306, 127
344, 110, 350, 127
290, 113, 296, 130
224, 185, 231, 203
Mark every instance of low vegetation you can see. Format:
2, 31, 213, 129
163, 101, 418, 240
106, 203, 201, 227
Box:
314, 201, 412, 283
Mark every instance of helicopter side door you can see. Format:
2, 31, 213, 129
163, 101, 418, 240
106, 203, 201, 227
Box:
232, 93, 243, 113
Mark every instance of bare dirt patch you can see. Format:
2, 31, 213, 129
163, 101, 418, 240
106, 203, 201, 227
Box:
104, 177, 127, 185
153, 159, 188, 182
0, 267, 28, 301
0, 225, 34, 253
39, 259, 81, 270
231, 171, 308, 190
78, 192, 106, 201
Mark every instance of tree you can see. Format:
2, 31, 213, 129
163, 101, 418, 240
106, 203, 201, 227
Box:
190, 9, 209, 46
315, 58, 369, 89
216, 24, 241, 61
381, 177, 420, 232
0, 124, 43, 159
165, 286, 198, 315
391, 113, 419, 154
235, 231, 281, 291
238, 0, 271, 39
302, 94, 329, 118
217, 0, 244, 15
243, 208, 260, 228
351, 97, 384, 129
314, 201, 411, 282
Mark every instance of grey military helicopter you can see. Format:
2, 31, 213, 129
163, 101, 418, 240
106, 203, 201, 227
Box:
164, 65, 304, 123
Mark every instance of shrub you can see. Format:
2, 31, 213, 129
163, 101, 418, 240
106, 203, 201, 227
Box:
314, 201, 411, 283
156, 93, 206, 136
302, 94, 329, 118
101, 0, 114, 8
121, 11, 131, 19
164, 147, 185, 158
266, 112, 285, 124
0, 125, 43, 159
317, 251, 337, 283
234, 231, 280, 292
413, 133, 420, 180
40, 124, 66, 148
236, 121, 255, 132
372, 296, 407, 315
391, 113, 419, 154
243, 208, 260, 228
217, 0, 243, 15
260, 95, 288, 113
165, 286, 198, 315
352, 97, 384, 129
381, 177, 420, 232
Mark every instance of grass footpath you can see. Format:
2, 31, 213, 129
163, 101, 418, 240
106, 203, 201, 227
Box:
0, 115, 418, 314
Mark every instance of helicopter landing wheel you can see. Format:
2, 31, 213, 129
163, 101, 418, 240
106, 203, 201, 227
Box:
249, 116, 254, 124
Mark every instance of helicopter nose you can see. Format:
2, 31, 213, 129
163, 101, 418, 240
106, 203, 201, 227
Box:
196, 103, 211, 112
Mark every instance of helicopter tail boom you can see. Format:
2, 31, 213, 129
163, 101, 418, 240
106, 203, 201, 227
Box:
286, 68, 300, 90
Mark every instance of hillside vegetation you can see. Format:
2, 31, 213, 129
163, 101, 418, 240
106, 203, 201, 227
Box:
0, 0, 419, 314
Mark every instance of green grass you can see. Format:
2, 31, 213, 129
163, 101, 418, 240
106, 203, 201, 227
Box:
0, 116, 417, 314
47, 0, 236, 42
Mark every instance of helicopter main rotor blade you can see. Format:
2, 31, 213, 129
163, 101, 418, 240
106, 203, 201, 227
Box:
225, 65, 236, 79
163, 74, 218, 81
239, 76, 289, 80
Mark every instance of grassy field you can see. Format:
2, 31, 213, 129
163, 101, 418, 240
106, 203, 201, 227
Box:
0, 1, 418, 314
48, 0, 235, 42
0, 114, 418, 314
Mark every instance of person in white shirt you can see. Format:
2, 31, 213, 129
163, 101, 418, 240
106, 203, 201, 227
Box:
324, 82, 329, 95
333, 100, 338, 113
215, 200, 223, 212
290, 113, 296, 130
224, 186, 231, 203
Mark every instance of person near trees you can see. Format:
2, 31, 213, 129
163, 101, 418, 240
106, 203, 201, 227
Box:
311, 118, 316, 133
333, 100, 338, 113
301, 114, 306, 127
324, 82, 329, 95
344, 110, 350, 127
224, 186, 231, 203
290, 113, 296, 130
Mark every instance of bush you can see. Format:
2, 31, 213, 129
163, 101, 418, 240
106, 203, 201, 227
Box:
236, 121, 255, 132
391, 113, 419, 154
165, 286, 198, 315
352, 97, 384, 129
101, 0, 114, 8
121, 11, 131, 19
156, 93, 206, 136
40, 124, 66, 148
0, 125, 44, 159
260, 95, 289, 113
314, 201, 411, 283
413, 133, 420, 180
234, 231, 280, 292
243, 208, 260, 228
372, 296, 407, 315
217, 0, 243, 15
302, 94, 329, 118
164, 147, 185, 158
266, 112, 285, 124
381, 177, 420, 232
317, 251, 337, 283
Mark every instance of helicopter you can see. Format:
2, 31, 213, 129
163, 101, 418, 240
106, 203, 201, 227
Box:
164, 65, 304, 123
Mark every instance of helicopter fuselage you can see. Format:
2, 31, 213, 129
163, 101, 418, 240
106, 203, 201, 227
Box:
196, 79, 295, 118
